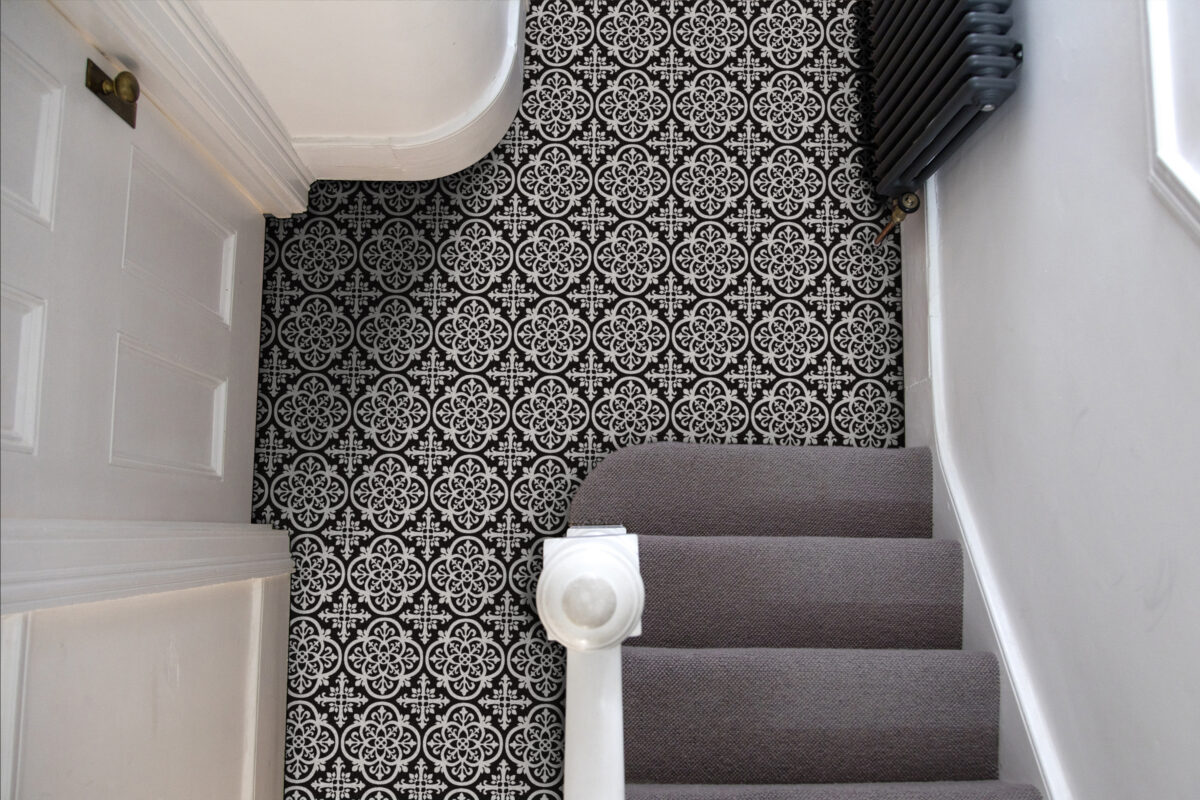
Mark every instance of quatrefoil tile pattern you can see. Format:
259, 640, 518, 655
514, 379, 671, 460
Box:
254, 2, 903, 798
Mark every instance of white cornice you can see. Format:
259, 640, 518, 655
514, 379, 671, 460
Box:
48, 0, 312, 215
0, 519, 293, 615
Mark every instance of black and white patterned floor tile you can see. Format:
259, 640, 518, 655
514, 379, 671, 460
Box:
254, 1, 902, 797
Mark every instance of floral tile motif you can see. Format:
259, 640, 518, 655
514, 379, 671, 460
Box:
255, 1, 902, 798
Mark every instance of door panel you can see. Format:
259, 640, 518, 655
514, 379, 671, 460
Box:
0, 33, 62, 228
0, 0, 264, 521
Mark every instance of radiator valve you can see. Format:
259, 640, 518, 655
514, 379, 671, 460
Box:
873, 191, 921, 245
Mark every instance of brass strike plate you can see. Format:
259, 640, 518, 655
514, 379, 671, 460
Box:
85, 59, 137, 128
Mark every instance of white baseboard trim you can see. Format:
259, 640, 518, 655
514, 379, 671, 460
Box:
922, 177, 1075, 800
0, 519, 293, 615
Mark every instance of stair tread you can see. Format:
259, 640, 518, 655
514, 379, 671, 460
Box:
569, 443, 932, 539
626, 782, 1042, 800
624, 647, 999, 785
635, 535, 962, 649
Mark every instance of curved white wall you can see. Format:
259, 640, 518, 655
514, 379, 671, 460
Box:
197, 0, 525, 181
905, 1, 1200, 798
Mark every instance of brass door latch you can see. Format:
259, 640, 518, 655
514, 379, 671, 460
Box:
85, 59, 140, 128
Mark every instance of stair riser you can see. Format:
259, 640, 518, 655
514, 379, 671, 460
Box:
636, 601, 962, 649
637, 536, 963, 649
624, 648, 1000, 785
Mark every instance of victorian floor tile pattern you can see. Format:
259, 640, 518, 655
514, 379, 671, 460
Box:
254, 2, 903, 798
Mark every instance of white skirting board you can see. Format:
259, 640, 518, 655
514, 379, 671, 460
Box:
902, 178, 1075, 800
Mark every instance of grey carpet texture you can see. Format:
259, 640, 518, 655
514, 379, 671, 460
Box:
569, 443, 932, 539
567, 444, 1041, 798
625, 783, 1043, 800
623, 647, 1000, 784
635, 535, 963, 649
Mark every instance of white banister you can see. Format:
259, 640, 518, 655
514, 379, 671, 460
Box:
537, 525, 643, 800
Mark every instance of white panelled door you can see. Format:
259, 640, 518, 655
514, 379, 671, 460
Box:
1, 0, 264, 521
0, 4, 287, 798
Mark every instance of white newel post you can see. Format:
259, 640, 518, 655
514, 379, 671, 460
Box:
537, 525, 643, 800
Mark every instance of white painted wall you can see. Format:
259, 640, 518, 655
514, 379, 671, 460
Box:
194, 0, 525, 180
2, 575, 290, 800
197, 0, 514, 140
903, 1, 1200, 798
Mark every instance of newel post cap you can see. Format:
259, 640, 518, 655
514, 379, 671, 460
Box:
537, 528, 643, 651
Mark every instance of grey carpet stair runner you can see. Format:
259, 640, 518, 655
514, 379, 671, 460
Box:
635, 536, 962, 650
567, 444, 1041, 800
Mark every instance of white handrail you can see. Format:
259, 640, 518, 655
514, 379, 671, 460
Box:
537, 525, 643, 800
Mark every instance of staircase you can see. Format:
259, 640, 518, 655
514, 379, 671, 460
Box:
567, 443, 1042, 800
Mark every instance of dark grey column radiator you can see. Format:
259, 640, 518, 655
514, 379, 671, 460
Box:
869, 0, 1022, 198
